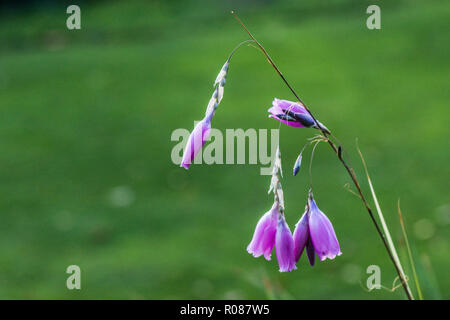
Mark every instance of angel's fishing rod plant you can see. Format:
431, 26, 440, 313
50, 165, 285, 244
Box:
179, 12, 415, 299
180, 61, 228, 169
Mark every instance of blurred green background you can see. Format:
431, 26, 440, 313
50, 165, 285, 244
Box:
0, 0, 448, 299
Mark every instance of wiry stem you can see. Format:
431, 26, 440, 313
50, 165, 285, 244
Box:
231, 11, 414, 300
227, 39, 256, 62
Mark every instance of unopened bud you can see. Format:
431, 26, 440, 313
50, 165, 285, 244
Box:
293, 153, 302, 176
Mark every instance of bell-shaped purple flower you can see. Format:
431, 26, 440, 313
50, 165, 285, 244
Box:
180, 112, 214, 170
275, 214, 297, 272
293, 193, 341, 265
268, 98, 330, 133
308, 195, 341, 261
247, 201, 279, 260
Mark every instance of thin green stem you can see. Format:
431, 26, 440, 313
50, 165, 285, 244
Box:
227, 39, 256, 62
309, 140, 321, 190
398, 200, 423, 299
231, 11, 414, 300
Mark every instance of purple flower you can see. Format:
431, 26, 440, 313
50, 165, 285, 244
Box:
293, 210, 311, 264
275, 214, 297, 272
247, 201, 279, 260
268, 98, 330, 133
180, 112, 214, 170
293, 193, 341, 265
293, 209, 317, 266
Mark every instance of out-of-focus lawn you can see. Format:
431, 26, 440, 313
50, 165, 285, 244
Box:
0, 0, 448, 299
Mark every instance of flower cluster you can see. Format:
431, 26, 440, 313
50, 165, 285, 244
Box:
248, 146, 298, 272
178, 57, 341, 273
247, 146, 341, 272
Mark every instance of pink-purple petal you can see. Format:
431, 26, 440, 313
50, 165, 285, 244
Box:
293, 211, 309, 263
275, 215, 297, 272
261, 223, 277, 261
268, 98, 310, 128
268, 114, 306, 128
247, 202, 279, 260
274, 98, 308, 114
308, 196, 342, 261
180, 113, 213, 169
268, 98, 330, 132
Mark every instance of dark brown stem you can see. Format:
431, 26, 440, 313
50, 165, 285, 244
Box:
231, 11, 413, 300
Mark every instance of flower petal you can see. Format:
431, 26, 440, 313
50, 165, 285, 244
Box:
275, 215, 297, 272
274, 98, 308, 115
268, 98, 330, 132
268, 114, 305, 128
180, 114, 212, 169
293, 210, 309, 263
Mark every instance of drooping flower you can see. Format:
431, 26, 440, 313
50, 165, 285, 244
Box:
181, 60, 229, 170
293, 192, 341, 265
275, 213, 297, 272
308, 194, 341, 261
180, 111, 214, 170
268, 98, 330, 133
247, 201, 279, 260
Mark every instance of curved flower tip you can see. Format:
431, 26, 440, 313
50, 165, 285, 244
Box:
268, 98, 330, 133
180, 113, 213, 170
275, 215, 297, 272
308, 194, 342, 261
247, 201, 279, 261
214, 61, 229, 87
180, 162, 190, 170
